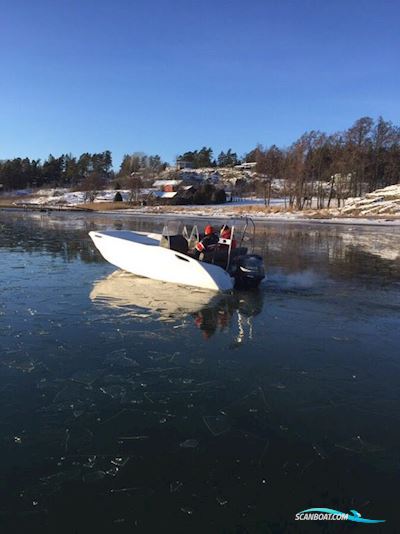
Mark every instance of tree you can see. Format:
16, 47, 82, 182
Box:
344, 117, 373, 196
255, 145, 284, 206
42, 154, 63, 185
177, 147, 214, 168
118, 152, 166, 178
128, 175, 143, 203
245, 145, 263, 163
370, 116, 399, 189
64, 154, 79, 185
217, 149, 239, 167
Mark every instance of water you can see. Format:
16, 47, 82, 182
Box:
1, 210, 400, 533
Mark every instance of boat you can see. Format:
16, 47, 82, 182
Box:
89, 219, 265, 292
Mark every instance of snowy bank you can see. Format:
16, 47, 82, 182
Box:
340, 184, 400, 216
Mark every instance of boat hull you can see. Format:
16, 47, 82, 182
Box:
89, 230, 234, 292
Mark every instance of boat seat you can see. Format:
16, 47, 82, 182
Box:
160, 234, 189, 254
201, 246, 248, 266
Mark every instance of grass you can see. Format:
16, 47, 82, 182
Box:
83, 201, 140, 211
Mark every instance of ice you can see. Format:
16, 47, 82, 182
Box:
180, 507, 194, 515
203, 415, 231, 436
110, 486, 155, 497
106, 466, 119, 477
258, 387, 272, 413
64, 428, 70, 453
312, 443, 328, 460
100, 384, 127, 400
179, 439, 199, 448
83, 470, 106, 483
335, 435, 384, 454
258, 440, 270, 465
169, 481, 183, 493
190, 358, 205, 365
70, 370, 103, 386
84, 456, 97, 468
111, 457, 130, 467
64, 427, 93, 452
118, 435, 149, 441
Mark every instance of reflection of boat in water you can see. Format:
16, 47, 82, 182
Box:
90, 271, 264, 343
90, 271, 225, 321
193, 289, 264, 342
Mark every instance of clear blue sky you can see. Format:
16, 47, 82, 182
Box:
1, 0, 399, 168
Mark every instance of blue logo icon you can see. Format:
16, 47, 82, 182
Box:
295, 507, 385, 523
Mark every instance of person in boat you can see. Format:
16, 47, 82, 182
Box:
193, 224, 219, 259
219, 224, 236, 249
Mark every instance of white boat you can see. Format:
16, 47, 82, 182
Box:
89, 229, 233, 291
89, 220, 265, 292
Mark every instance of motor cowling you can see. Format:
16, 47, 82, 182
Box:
229, 254, 265, 288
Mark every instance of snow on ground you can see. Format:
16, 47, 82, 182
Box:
8, 188, 132, 206
2, 185, 400, 226
340, 184, 400, 216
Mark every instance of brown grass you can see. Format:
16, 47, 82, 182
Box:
0, 196, 28, 207
83, 201, 140, 211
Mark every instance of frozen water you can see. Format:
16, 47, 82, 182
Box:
179, 439, 199, 448
203, 415, 231, 436
0, 211, 400, 530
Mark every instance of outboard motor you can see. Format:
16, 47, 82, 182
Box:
229, 254, 265, 289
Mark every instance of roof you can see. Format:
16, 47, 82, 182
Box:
152, 179, 182, 187
234, 162, 257, 169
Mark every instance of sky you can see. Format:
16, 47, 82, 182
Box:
0, 0, 399, 168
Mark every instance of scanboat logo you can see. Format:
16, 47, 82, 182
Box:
295, 508, 385, 524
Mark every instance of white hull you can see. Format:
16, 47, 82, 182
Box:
89, 230, 233, 292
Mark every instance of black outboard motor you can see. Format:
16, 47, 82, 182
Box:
229, 254, 265, 289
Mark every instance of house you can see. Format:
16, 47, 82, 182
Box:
176, 159, 194, 170
148, 182, 197, 205
234, 162, 257, 171
152, 191, 178, 203
152, 179, 183, 192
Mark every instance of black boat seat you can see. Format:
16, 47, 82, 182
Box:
160, 234, 189, 254
201, 246, 248, 265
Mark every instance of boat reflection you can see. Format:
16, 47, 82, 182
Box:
90, 271, 264, 342
90, 270, 225, 322
193, 290, 264, 343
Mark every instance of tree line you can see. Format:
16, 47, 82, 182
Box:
1, 116, 399, 208
249, 116, 400, 208
0, 151, 113, 191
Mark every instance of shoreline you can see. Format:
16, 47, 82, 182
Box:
2, 205, 400, 227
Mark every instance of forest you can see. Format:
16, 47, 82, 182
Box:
1, 116, 399, 208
